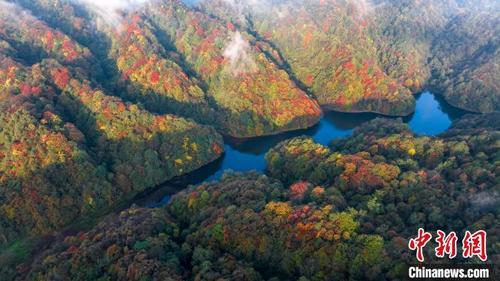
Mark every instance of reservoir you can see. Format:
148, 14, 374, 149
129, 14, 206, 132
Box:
140, 91, 470, 207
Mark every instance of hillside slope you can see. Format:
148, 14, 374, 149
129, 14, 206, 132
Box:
11, 113, 499, 281
0, 0, 224, 247
198, 0, 499, 113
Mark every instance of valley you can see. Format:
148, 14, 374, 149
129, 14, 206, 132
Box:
0, 1, 498, 280
140, 91, 471, 208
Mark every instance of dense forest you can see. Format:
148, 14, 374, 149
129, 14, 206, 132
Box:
4, 113, 498, 280
199, 0, 499, 113
0, 0, 498, 280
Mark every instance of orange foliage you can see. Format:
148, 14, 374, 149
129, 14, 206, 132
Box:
303, 31, 313, 46
52, 68, 70, 89
290, 181, 311, 200
212, 143, 224, 155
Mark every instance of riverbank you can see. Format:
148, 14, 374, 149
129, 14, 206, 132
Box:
136, 91, 471, 208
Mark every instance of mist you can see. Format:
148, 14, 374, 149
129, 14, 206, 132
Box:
223, 31, 257, 75
0, 1, 38, 24
73, 0, 151, 25
471, 191, 499, 211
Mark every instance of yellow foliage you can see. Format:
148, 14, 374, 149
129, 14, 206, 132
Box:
86, 196, 94, 206
11, 148, 22, 157
57, 151, 66, 162
191, 143, 198, 152
3, 206, 15, 220
129, 104, 139, 112
404, 79, 414, 87
265, 201, 292, 217
321, 205, 333, 215
183, 137, 190, 150
344, 162, 357, 175
315, 147, 329, 155
188, 196, 196, 209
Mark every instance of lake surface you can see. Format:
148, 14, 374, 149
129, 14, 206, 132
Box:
140, 91, 470, 207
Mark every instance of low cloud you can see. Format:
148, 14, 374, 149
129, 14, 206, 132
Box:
74, 0, 151, 26
222, 0, 272, 16
195, 0, 272, 22
0, 0, 17, 16
354, 0, 377, 18
471, 191, 498, 211
221, 0, 268, 10
223, 31, 257, 75
0, 0, 36, 21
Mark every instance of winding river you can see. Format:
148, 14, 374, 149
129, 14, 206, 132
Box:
138, 91, 470, 207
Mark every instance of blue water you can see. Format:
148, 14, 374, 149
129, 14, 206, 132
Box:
142, 91, 469, 207
407, 92, 463, 135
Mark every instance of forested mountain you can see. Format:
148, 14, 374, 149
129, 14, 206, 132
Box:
0, 0, 498, 280
7, 113, 498, 281
0, 0, 224, 248
430, 11, 500, 112
201, 0, 416, 115
199, 0, 500, 113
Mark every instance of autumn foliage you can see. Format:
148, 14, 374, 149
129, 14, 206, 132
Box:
0, 0, 498, 280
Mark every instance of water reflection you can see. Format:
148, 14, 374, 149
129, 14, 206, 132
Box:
405, 92, 470, 135
192, 111, 380, 182
142, 91, 471, 207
